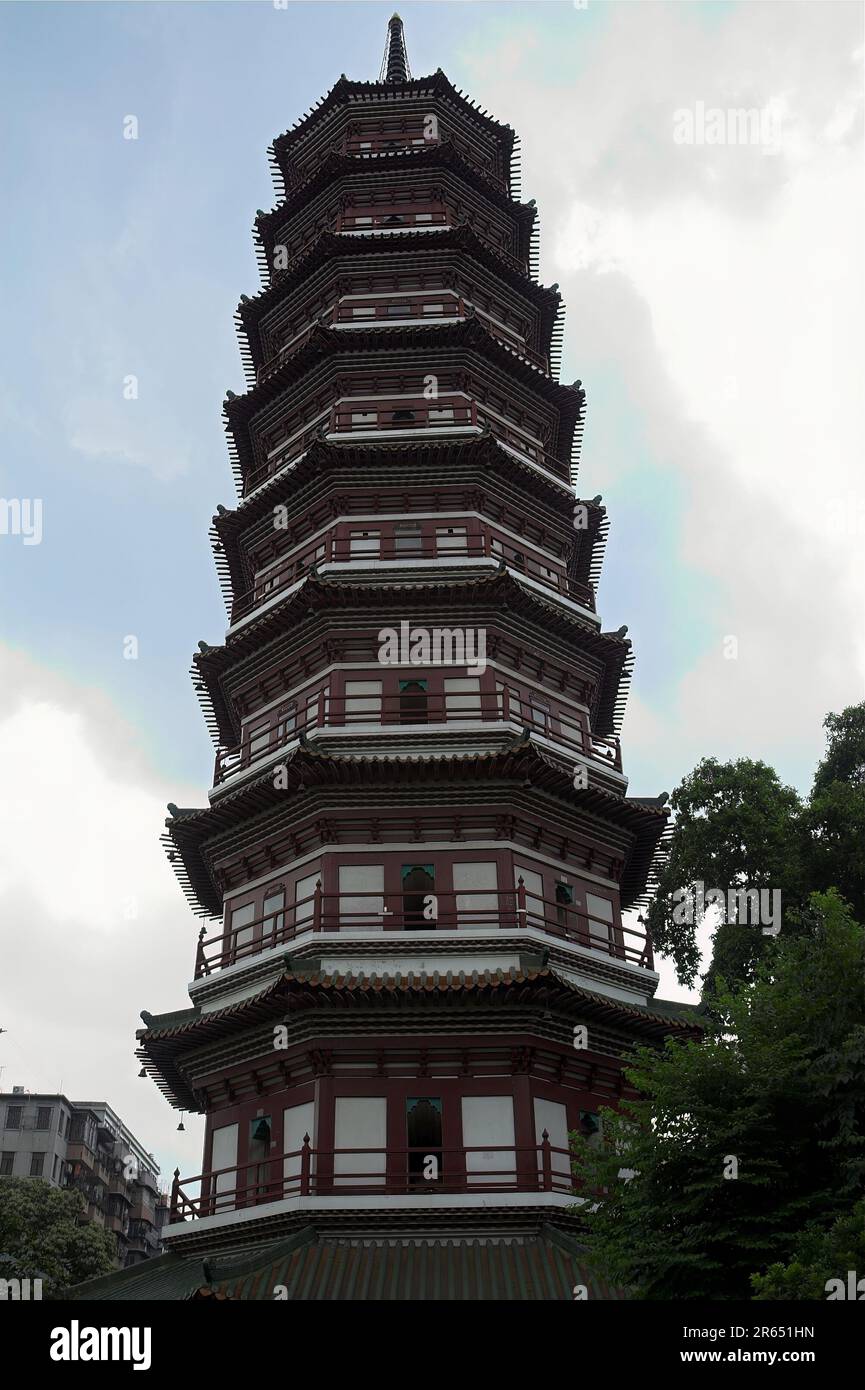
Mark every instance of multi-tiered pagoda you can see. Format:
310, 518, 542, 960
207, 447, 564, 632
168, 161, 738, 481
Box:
76, 16, 698, 1303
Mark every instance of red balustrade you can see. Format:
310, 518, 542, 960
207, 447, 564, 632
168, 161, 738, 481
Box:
170, 1133, 572, 1222
213, 689, 592, 785
193, 883, 651, 978
230, 526, 585, 623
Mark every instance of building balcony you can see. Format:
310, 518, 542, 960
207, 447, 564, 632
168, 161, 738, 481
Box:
246, 397, 568, 494
169, 1135, 573, 1226
338, 130, 505, 189
230, 527, 590, 625
257, 296, 545, 380
213, 691, 620, 789
127, 1219, 160, 1253
193, 883, 650, 980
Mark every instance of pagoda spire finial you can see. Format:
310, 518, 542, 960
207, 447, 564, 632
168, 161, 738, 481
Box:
379, 12, 411, 84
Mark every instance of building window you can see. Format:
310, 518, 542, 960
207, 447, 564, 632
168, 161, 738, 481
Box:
4, 1106, 22, 1130
229, 902, 256, 957
529, 695, 551, 734
30, 1152, 45, 1177
248, 1116, 272, 1164
579, 1111, 603, 1148
444, 676, 480, 721
344, 679, 382, 722
399, 678, 428, 724
401, 863, 435, 930
261, 889, 285, 948
555, 881, 574, 931
248, 720, 273, 757
0, 1153, 14, 1176
293, 871, 320, 930
406, 1098, 442, 1185
36, 1107, 52, 1130
453, 861, 498, 927
338, 863, 384, 926
348, 528, 380, 557
585, 892, 614, 949
435, 525, 467, 554
394, 523, 424, 554
496, 681, 522, 722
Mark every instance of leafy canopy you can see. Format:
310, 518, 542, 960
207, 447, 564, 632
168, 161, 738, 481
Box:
0, 1177, 117, 1296
570, 892, 865, 1301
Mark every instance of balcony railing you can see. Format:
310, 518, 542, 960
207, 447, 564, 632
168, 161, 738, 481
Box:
339, 131, 504, 188
257, 298, 545, 383
222, 694, 619, 774
170, 1134, 573, 1222
247, 420, 328, 493
246, 397, 568, 495
339, 210, 449, 233
213, 690, 620, 786
194, 883, 650, 979
230, 529, 586, 623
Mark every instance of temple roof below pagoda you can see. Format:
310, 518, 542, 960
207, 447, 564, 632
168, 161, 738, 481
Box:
69, 1223, 626, 1302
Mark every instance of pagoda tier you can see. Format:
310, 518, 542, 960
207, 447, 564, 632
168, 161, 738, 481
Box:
236, 228, 564, 383
127, 18, 696, 1287
208, 437, 605, 629
225, 318, 583, 497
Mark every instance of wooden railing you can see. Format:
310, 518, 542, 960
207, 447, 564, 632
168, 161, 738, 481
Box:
170, 1134, 573, 1222
246, 398, 568, 494
256, 297, 545, 382
212, 689, 616, 785
339, 131, 505, 188
246, 420, 328, 493
330, 397, 477, 435
338, 209, 449, 232
230, 527, 587, 622
194, 882, 650, 979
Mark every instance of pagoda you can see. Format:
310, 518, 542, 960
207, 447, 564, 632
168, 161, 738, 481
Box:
85, 16, 700, 1302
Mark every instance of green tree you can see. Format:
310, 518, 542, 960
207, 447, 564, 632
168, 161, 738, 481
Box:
0, 1177, 117, 1296
751, 1200, 865, 1300
646, 756, 804, 990
805, 705, 865, 922
570, 892, 865, 1300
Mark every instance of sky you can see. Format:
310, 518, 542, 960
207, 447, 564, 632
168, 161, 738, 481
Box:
0, 0, 863, 1184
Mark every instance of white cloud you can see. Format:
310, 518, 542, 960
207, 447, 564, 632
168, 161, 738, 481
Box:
0, 646, 204, 1178
462, 0, 864, 791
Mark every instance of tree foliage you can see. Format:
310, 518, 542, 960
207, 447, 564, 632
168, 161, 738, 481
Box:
646, 756, 804, 989
751, 1200, 865, 1300
805, 705, 865, 922
0, 1177, 117, 1296
647, 702, 865, 994
570, 892, 865, 1300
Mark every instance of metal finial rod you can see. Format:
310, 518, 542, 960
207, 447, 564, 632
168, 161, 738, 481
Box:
379, 13, 411, 83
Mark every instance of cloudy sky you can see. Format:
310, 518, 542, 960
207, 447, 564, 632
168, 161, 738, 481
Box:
0, 0, 862, 1184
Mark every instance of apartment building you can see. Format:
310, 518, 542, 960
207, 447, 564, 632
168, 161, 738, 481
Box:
0, 1088, 169, 1268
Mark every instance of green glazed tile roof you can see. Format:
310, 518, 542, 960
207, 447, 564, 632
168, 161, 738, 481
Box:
70, 1225, 626, 1302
